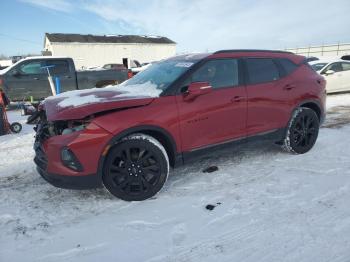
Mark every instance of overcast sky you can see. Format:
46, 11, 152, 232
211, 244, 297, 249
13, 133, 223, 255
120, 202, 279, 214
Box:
1, 0, 349, 56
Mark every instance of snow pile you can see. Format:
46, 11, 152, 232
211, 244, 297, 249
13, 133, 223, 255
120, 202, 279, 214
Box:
45, 81, 161, 108
0, 93, 350, 262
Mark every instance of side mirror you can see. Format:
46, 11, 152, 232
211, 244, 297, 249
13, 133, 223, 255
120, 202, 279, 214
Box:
11, 69, 21, 77
323, 70, 335, 76
183, 82, 212, 101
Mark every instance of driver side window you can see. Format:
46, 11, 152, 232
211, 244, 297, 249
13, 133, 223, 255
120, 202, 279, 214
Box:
325, 62, 342, 73
19, 61, 46, 75
185, 59, 239, 90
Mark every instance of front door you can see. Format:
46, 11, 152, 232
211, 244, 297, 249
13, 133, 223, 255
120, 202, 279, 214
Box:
176, 59, 247, 152
5, 60, 51, 101
322, 62, 345, 93
339, 62, 350, 92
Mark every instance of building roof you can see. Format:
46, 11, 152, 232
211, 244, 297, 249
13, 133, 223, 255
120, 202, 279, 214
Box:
45, 33, 176, 45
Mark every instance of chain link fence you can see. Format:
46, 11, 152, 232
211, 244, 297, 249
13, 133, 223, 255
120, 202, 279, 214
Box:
285, 43, 350, 57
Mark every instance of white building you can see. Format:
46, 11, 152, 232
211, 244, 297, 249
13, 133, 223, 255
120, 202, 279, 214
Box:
43, 33, 177, 69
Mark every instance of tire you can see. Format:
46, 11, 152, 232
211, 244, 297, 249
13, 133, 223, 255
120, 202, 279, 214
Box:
10, 122, 22, 133
103, 134, 170, 201
283, 107, 319, 154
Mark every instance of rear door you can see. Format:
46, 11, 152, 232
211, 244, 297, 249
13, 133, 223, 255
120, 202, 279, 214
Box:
244, 57, 293, 136
46, 59, 76, 93
176, 58, 247, 152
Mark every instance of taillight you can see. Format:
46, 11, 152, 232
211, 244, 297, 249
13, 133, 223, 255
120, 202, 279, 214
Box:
127, 70, 133, 79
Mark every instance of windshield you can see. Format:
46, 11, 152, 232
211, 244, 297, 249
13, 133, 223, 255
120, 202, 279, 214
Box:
311, 63, 327, 71
122, 60, 195, 91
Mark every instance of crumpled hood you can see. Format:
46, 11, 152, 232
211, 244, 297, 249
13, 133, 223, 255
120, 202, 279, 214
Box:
43, 82, 160, 121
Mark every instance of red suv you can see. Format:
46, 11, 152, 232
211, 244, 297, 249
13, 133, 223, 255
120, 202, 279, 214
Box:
33, 50, 326, 201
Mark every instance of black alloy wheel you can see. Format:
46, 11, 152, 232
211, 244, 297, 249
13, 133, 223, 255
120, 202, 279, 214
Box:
103, 134, 169, 201
284, 107, 319, 154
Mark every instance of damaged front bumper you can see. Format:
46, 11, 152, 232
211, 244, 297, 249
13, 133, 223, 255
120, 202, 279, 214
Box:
33, 112, 113, 189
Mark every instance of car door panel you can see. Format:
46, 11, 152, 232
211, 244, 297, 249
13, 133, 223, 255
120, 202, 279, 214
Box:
176, 58, 247, 152
245, 58, 293, 136
322, 62, 344, 93
340, 63, 350, 91
5, 60, 51, 101
176, 86, 247, 151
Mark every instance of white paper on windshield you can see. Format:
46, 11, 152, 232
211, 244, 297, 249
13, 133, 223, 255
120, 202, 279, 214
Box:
175, 62, 194, 68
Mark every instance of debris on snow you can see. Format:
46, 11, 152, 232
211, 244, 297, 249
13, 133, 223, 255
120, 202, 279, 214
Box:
203, 166, 219, 173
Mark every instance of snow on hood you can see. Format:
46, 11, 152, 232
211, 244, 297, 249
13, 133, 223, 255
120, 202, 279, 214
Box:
45, 81, 162, 109
42, 81, 161, 121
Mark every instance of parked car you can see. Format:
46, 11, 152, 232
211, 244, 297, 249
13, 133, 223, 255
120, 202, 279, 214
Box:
309, 59, 350, 93
305, 56, 319, 63
33, 50, 326, 201
0, 57, 129, 101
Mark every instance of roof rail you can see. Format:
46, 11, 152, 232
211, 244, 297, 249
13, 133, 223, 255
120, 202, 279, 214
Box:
214, 49, 293, 54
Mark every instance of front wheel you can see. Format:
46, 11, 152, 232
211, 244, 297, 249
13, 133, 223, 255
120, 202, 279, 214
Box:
103, 134, 169, 201
283, 107, 319, 154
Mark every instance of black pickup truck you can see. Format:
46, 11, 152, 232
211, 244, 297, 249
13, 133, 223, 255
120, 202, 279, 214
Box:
0, 57, 128, 101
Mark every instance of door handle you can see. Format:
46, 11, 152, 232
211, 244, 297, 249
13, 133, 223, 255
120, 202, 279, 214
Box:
284, 84, 296, 90
231, 96, 244, 102
33, 77, 40, 80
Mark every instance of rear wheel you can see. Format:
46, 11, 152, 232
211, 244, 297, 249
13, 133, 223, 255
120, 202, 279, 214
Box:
103, 134, 169, 201
283, 107, 319, 154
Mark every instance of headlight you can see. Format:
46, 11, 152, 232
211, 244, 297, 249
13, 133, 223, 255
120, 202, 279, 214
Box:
62, 124, 86, 135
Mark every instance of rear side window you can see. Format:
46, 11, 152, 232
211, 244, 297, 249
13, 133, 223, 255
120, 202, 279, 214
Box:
46, 60, 70, 75
190, 59, 239, 89
278, 58, 298, 75
246, 58, 279, 84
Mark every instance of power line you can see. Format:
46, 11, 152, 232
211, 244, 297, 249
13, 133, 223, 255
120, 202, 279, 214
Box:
0, 33, 42, 46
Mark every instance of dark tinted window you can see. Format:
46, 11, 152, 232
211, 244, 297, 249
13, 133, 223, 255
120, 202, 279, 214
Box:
246, 58, 279, 84
190, 59, 239, 89
47, 60, 70, 75
279, 58, 298, 75
19, 61, 46, 75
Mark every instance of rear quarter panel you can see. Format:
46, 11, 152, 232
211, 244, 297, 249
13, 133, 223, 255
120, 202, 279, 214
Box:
291, 63, 326, 117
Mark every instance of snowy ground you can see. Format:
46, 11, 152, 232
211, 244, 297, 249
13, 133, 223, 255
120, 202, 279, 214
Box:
1, 94, 350, 262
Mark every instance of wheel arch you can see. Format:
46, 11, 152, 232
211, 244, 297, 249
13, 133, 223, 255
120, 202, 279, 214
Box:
298, 100, 322, 122
97, 125, 180, 180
